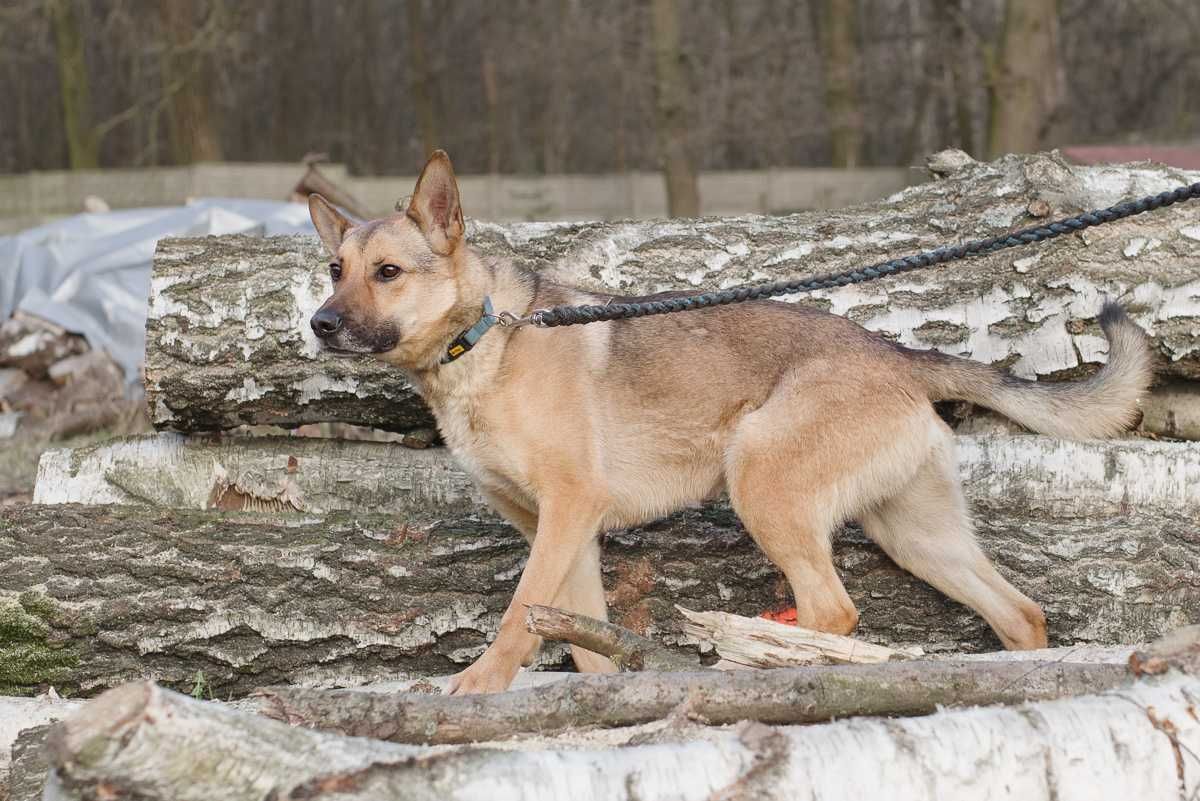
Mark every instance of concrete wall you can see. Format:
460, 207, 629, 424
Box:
0, 163, 922, 233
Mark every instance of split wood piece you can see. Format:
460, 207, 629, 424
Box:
677, 606, 923, 668
43, 669, 1200, 801
524, 604, 694, 671
146, 152, 1200, 434
254, 659, 1128, 746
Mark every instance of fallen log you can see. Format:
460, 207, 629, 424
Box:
37, 660, 1200, 800
1, 491, 1197, 698
0, 648, 1145, 801
145, 151, 1200, 434
31, 431, 1200, 517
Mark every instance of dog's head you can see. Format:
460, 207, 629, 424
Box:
307, 150, 470, 367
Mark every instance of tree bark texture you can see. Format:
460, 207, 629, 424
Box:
145, 152, 1200, 434
35, 673, 1200, 801
1, 487, 1197, 698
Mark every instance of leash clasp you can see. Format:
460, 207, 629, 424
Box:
496, 310, 546, 329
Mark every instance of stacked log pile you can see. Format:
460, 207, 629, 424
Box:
0, 314, 147, 507
3, 151, 1200, 799
0, 315, 140, 443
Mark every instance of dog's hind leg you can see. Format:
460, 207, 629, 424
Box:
859, 421, 1047, 650
726, 374, 940, 636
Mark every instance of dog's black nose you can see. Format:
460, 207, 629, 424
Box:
310, 308, 342, 338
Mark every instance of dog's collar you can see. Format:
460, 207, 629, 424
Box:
441, 297, 500, 364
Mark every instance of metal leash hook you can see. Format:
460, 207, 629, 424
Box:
495, 310, 546, 329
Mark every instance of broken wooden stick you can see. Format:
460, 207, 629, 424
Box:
253, 659, 1128, 746
678, 606, 923, 668
524, 604, 694, 671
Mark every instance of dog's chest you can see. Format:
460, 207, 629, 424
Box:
430, 393, 531, 499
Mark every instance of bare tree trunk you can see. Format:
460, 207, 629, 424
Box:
405, 0, 439, 157
938, 0, 977, 156
988, 0, 1062, 158
159, 0, 223, 164
899, 0, 933, 166
480, 8, 502, 175
46, 0, 98, 169
817, 0, 863, 167
650, 0, 700, 217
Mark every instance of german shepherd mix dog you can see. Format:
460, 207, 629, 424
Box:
308, 151, 1153, 694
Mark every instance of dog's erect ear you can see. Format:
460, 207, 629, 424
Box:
308, 194, 352, 255
406, 150, 465, 256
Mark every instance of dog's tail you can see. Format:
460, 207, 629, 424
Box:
912, 301, 1154, 439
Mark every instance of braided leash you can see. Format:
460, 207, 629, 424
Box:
501, 181, 1200, 329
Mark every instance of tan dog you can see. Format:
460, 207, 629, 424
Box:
307, 151, 1154, 694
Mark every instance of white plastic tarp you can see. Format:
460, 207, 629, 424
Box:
0, 199, 316, 389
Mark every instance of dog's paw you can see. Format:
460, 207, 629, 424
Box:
446, 651, 521, 695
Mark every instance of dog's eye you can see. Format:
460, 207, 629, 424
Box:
329, 263, 342, 282
377, 264, 402, 281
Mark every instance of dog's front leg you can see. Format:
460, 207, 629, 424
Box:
448, 491, 605, 695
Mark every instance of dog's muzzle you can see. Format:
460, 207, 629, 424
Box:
310, 308, 342, 338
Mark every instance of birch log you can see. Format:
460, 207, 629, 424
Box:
31, 432, 1200, 517
38, 672, 1200, 801
145, 151, 1200, 433
2, 491, 1197, 698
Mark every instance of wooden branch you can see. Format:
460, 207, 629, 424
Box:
146, 152, 1200, 434
677, 606, 923, 667
254, 659, 1129, 746
524, 604, 694, 671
